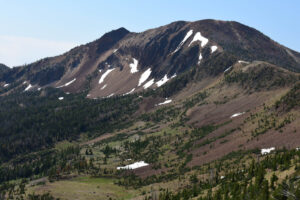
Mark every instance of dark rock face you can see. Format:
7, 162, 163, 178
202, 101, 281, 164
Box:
30, 65, 65, 86
0, 63, 10, 82
0, 63, 9, 71
95, 27, 129, 55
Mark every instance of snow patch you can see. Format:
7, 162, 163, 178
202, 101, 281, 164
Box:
138, 68, 152, 86
58, 97, 64, 100
230, 112, 245, 118
99, 68, 115, 84
99, 69, 102, 73
4, 84, 9, 87
37, 88, 41, 91
238, 60, 250, 64
143, 79, 154, 89
124, 88, 135, 96
117, 161, 149, 170
211, 46, 218, 53
189, 32, 209, 47
156, 75, 169, 87
157, 99, 172, 106
261, 147, 275, 155
57, 78, 76, 88
24, 84, 32, 91
64, 78, 76, 87
171, 74, 177, 79
220, 176, 225, 180
101, 84, 107, 90
224, 66, 232, 73
113, 49, 118, 53
172, 30, 193, 54
106, 93, 114, 98
198, 53, 203, 64
129, 58, 139, 73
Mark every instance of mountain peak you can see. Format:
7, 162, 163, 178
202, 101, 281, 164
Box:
0, 63, 8, 68
105, 27, 130, 37
1, 19, 299, 97
96, 27, 130, 41
0, 63, 9, 72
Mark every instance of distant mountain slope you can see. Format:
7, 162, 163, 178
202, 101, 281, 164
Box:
0, 63, 10, 85
0, 63, 8, 70
1, 19, 299, 97
0, 63, 9, 74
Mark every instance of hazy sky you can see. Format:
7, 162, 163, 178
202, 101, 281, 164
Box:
0, 0, 299, 67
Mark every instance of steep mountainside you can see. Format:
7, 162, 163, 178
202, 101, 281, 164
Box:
1, 20, 300, 98
1, 20, 300, 200
0, 63, 9, 76
0, 63, 9, 71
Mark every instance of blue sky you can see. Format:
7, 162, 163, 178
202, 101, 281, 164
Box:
0, 0, 299, 67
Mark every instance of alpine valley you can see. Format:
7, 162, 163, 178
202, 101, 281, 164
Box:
1, 19, 300, 200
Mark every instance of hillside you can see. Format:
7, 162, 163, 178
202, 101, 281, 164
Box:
0, 19, 300, 200
1, 20, 300, 98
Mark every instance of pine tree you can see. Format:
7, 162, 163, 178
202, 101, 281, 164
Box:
270, 173, 278, 190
